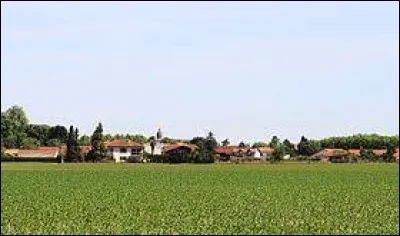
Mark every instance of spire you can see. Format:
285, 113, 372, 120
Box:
156, 128, 162, 140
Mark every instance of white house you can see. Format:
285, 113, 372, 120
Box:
105, 139, 143, 163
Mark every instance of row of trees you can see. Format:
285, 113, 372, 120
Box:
1, 105, 398, 163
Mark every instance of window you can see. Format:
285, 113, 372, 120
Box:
120, 148, 127, 153
108, 148, 114, 153
131, 148, 141, 155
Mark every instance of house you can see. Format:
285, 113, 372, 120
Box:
59, 145, 92, 156
214, 146, 273, 160
17, 147, 59, 158
163, 143, 197, 155
105, 139, 143, 163
258, 147, 274, 158
348, 149, 361, 157
311, 148, 348, 161
214, 147, 234, 158
4, 149, 19, 157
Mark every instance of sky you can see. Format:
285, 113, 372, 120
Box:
1, 1, 399, 144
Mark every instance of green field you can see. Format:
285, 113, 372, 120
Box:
1, 163, 399, 235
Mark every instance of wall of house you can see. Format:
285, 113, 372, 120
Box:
143, 142, 163, 155
108, 147, 142, 163
252, 151, 261, 158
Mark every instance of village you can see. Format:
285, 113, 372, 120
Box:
3, 127, 399, 163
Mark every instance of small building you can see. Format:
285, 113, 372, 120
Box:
4, 149, 19, 157
105, 139, 143, 163
17, 147, 59, 158
163, 143, 197, 155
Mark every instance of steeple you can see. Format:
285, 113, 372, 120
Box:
156, 128, 162, 140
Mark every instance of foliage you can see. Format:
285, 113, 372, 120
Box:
46, 138, 62, 147
26, 124, 51, 146
130, 135, 148, 144
20, 137, 40, 149
1, 156, 58, 162
162, 137, 178, 144
282, 139, 296, 157
360, 149, 378, 162
221, 139, 230, 147
270, 143, 285, 163
1, 105, 29, 148
65, 126, 82, 162
238, 141, 249, 148
252, 142, 268, 148
268, 136, 280, 149
78, 135, 91, 146
1, 163, 398, 235
47, 125, 68, 144
87, 123, 107, 162
297, 136, 321, 156
319, 134, 399, 150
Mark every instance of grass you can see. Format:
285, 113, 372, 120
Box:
1, 162, 399, 235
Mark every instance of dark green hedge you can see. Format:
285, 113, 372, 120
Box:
1, 156, 59, 163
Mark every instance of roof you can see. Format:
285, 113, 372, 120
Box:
258, 147, 274, 154
18, 147, 59, 158
4, 149, 19, 156
348, 149, 361, 156
372, 149, 386, 156
312, 149, 348, 158
214, 147, 234, 155
105, 139, 143, 148
59, 145, 92, 154
163, 143, 197, 153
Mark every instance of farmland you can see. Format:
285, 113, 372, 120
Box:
1, 163, 399, 235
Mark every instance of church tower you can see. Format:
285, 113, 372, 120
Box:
153, 128, 163, 155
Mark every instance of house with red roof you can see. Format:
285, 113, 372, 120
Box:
105, 139, 144, 163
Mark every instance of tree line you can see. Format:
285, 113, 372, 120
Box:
1, 105, 399, 163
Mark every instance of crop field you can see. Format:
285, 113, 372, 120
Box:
1, 163, 399, 235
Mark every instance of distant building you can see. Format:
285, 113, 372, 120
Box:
105, 139, 143, 163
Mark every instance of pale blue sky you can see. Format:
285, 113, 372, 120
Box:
1, 1, 399, 144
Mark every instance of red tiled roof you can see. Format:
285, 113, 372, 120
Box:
163, 143, 197, 153
59, 145, 92, 154
18, 147, 59, 158
105, 139, 143, 148
4, 149, 19, 156
214, 147, 234, 155
348, 149, 361, 156
372, 149, 386, 156
258, 147, 274, 154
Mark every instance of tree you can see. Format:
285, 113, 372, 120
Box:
189, 134, 215, 163
252, 142, 268, 148
162, 137, 178, 144
149, 136, 155, 155
103, 134, 113, 141
47, 138, 62, 147
221, 139, 230, 147
130, 134, 147, 144
20, 137, 40, 149
1, 105, 29, 148
238, 141, 246, 148
87, 123, 107, 162
270, 143, 285, 163
26, 124, 51, 146
47, 125, 68, 144
269, 136, 280, 149
65, 125, 81, 162
360, 149, 376, 162
382, 145, 396, 163
282, 139, 296, 157
78, 135, 91, 146
297, 136, 321, 156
